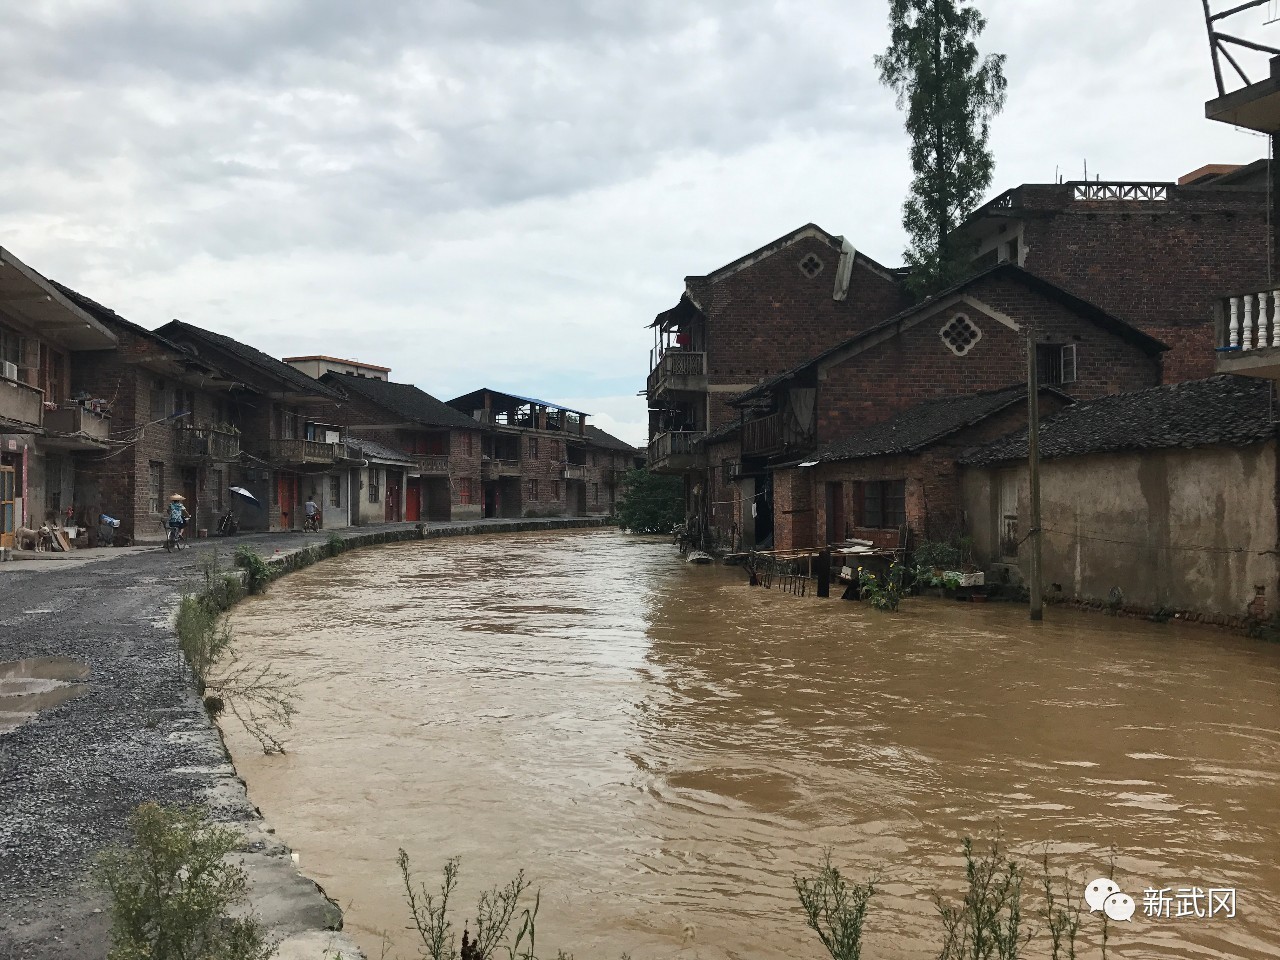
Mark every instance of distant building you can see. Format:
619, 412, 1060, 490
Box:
284, 355, 391, 381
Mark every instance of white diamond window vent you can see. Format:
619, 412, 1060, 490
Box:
798, 253, 824, 278
940, 314, 982, 356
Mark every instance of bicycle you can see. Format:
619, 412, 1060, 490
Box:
217, 509, 239, 537
163, 521, 187, 552
302, 513, 321, 533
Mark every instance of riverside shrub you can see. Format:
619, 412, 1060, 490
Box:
616, 468, 683, 534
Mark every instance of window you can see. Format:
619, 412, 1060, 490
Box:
368, 470, 381, 503
860, 480, 905, 530
150, 380, 167, 421
212, 470, 224, 511
592, 482, 599, 503
528, 478, 539, 501
798, 253, 824, 278
1036, 343, 1077, 386
328, 475, 342, 507
552, 480, 561, 501
459, 478, 473, 505
0, 323, 21, 371
940, 314, 982, 356
529, 437, 539, 459
149, 462, 164, 515
461, 433, 473, 457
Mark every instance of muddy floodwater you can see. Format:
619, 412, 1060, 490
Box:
223, 530, 1280, 960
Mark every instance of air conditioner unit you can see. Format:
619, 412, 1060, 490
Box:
1, 361, 17, 381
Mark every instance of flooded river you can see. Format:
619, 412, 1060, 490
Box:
223, 530, 1280, 959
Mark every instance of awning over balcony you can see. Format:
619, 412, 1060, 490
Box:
0, 248, 117, 350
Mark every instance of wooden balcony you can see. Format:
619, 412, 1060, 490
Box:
647, 430, 705, 473
1215, 288, 1280, 380
174, 424, 241, 461
604, 467, 629, 487
258, 438, 346, 465
0, 376, 42, 429
646, 350, 707, 397
413, 454, 450, 476
562, 464, 587, 481
742, 411, 813, 457
42, 404, 111, 450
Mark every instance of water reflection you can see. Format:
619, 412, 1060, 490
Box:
223, 531, 1280, 960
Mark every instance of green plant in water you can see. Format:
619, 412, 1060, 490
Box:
1039, 846, 1084, 960
93, 802, 274, 960
234, 545, 272, 594
936, 832, 1030, 960
859, 563, 904, 611
794, 849, 877, 960
327, 533, 345, 557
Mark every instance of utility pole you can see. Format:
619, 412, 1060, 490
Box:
1026, 332, 1044, 621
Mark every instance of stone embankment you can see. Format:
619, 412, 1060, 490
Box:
0, 517, 610, 960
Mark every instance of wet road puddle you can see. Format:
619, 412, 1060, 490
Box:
0, 656, 91, 734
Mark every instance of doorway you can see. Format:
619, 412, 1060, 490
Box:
276, 472, 298, 529
385, 471, 402, 523
405, 477, 422, 522
1, 465, 14, 549
998, 471, 1020, 560
825, 481, 845, 546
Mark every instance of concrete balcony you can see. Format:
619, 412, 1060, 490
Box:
413, 454, 450, 476
0, 376, 42, 429
257, 438, 346, 465
562, 464, 587, 481
174, 424, 241, 461
647, 430, 705, 473
42, 404, 111, 450
481, 458, 521, 481
1215, 288, 1280, 380
646, 350, 707, 397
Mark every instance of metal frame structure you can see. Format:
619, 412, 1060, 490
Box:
1203, 0, 1280, 97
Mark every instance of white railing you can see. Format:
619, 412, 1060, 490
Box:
1221, 290, 1280, 351
1072, 182, 1169, 202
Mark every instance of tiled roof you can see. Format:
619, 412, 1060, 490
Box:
815, 384, 1060, 463
346, 435, 415, 464
583, 424, 637, 452
961, 375, 1279, 465
730, 263, 1169, 406
698, 420, 741, 447
323, 373, 478, 430
155, 320, 342, 399
50, 282, 196, 358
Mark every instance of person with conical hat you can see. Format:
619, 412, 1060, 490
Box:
167, 493, 190, 535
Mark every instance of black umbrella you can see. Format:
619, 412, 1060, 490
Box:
229, 486, 261, 506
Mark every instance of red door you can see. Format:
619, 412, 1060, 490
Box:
276, 473, 298, 529
405, 477, 422, 522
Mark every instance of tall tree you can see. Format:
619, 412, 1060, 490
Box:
876, 0, 1007, 296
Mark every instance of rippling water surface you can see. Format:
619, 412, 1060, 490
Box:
223, 530, 1280, 959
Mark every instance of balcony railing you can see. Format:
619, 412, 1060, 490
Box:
482, 458, 521, 481
562, 464, 587, 481
1072, 182, 1168, 202
413, 454, 450, 476
647, 430, 705, 472
0, 376, 42, 429
259, 438, 346, 465
646, 350, 707, 396
742, 413, 784, 455
1215, 288, 1280, 378
174, 424, 241, 461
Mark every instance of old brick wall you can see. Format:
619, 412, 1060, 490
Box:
1016, 185, 1269, 383
700, 237, 908, 430
815, 274, 1159, 444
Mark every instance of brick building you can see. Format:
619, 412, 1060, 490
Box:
447, 387, 633, 518
955, 170, 1269, 383
719, 264, 1166, 551
155, 320, 353, 532
645, 223, 909, 477
0, 251, 116, 548
318, 372, 483, 522
54, 285, 251, 542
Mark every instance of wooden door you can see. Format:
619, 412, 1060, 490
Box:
0, 465, 14, 549
385, 472, 401, 523
405, 477, 422, 522
825, 481, 844, 546
998, 471, 1019, 560
277, 473, 298, 529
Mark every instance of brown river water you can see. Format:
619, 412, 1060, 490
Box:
222, 529, 1280, 960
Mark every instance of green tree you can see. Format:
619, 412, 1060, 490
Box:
616, 468, 684, 534
875, 0, 1007, 296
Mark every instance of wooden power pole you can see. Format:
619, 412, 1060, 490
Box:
1027, 334, 1044, 621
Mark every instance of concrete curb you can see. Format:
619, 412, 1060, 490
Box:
196, 518, 612, 959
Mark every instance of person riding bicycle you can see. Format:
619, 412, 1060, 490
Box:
304, 496, 321, 530
167, 494, 190, 540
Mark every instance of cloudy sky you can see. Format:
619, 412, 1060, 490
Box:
2, 1, 1272, 444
